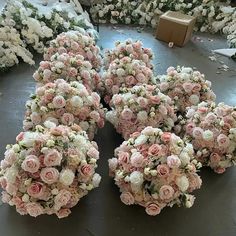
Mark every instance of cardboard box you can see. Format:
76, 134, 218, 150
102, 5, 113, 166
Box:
156, 11, 196, 47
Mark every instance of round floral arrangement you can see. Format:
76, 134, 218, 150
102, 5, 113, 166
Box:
44, 31, 102, 71
103, 39, 154, 69
23, 79, 106, 140
184, 101, 236, 174
106, 84, 177, 140
157, 66, 216, 113
0, 124, 101, 218
103, 57, 155, 103
108, 126, 202, 216
33, 53, 103, 92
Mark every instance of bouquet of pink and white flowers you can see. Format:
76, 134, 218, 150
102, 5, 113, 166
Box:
106, 84, 177, 140
23, 79, 106, 140
103, 57, 156, 103
158, 66, 216, 113
108, 126, 202, 216
184, 101, 236, 174
33, 53, 103, 92
0, 124, 101, 218
103, 39, 154, 69
44, 31, 102, 71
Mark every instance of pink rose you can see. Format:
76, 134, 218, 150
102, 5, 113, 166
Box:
1, 191, 11, 203
105, 79, 113, 87
121, 108, 133, 120
161, 132, 172, 142
205, 112, 217, 122
198, 107, 208, 113
148, 144, 162, 156
26, 203, 44, 217
167, 155, 181, 168
30, 112, 41, 124
159, 82, 169, 91
54, 189, 72, 207
145, 203, 161, 216
156, 164, 169, 177
217, 134, 230, 147
27, 182, 45, 198
90, 111, 100, 122
192, 83, 201, 93
125, 75, 137, 86
130, 152, 144, 167
159, 185, 174, 200
56, 208, 71, 218
43, 69, 52, 80
108, 158, 118, 171
210, 153, 221, 165
68, 67, 78, 77
87, 147, 99, 159
80, 164, 93, 177
61, 113, 74, 125
112, 94, 122, 105
137, 97, 148, 108
21, 155, 40, 173
40, 167, 59, 184
183, 82, 193, 93
16, 132, 24, 142
4, 149, 17, 165
120, 192, 135, 205
192, 127, 203, 139
150, 96, 160, 104
215, 167, 226, 174
185, 123, 196, 135
44, 149, 62, 167
136, 73, 146, 83
52, 95, 66, 108
118, 152, 130, 164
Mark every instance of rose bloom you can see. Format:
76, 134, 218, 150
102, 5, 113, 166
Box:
52, 95, 66, 108
56, 208, 71, 219
182, 82, 193, 93
185, 123, 196, 135
161, 132, 172, 142
148, 144, 162, 156
61, 113, 75, 125
217, 134, 230, 148
118, 151, 130, 164
150, 95, 160, 104
120, 192, 135, 205
44, 149, 62, 167
156, 164, 169, 177
130, 152, 144, 167
21, 155, 40, 173
80, 164, 93, 177
192, 127, 203, 139
159, 185, 174, 200
121, 108, 133, 120
54, 189, 72, 207
40, 167, 59, 184
137, 97, 148, 108
108, 158, 118, 171
27, 182, 45, 198
210, 152, 221, 165
145, 202, 161, 216
26, 202, 44, 217
167, 155, 181, 168
87, 147, 99, 159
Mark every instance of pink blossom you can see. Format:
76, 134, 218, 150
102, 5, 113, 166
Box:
21, 155, 40, 173
156, 164, 170, 177
87, 147, 99, 159
150, 96, 160, 104
167, 155, 181, 168
161, 132, 172, 142
40, 167, 59, 184
192, 127, 203, 139
159, 185, 174, 200
148, 144, 162, 156
80, 164, 94, 177
183, 82, 193, 93
52, 95, 66, 108
27, 182, 45, 198
130, 152, 144, 167
145, 203, 161, 216
26, 202, 44, 217
120, 192, 135, 205
121, 108, 133, 120
61, 113, 75, 125
56, 208, 71, 218
44, 149, 62, 167
54, 190, 72, 207
217, 134, 230, 148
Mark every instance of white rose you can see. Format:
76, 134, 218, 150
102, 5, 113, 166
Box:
5, 166, 18, 184
186, 108, 195, 118
129, 171, 143, 186
71, 96, 83, 107
189, 94, 200, 105
44, 120, 56, 129
116, 68, 126, 77
59, 169, 75, 186
203, 130, 214, 141
92, 173, 101, 187
179, 152, 190, 165
108, 158, 118, 171
134, 135, 147, 146
176, 176, 189, 192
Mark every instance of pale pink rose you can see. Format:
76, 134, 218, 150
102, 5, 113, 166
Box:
148, 144, 162, 156
159, 82, 169, 91
215, 167, 226, 174
150, 96, 160, 104
167, 155, 181, 168
145, 203, 161, 216
4, 149, 17, 165
192, 127, 203, 139
185, 123, 196, 135
192, 84, 201, 93
205, 112, 217, 122
161, 132, 172, 142
40, 167, 59, 184
56, 208, 71, 218
137, 97, 148, 108
33, 71, 40, 81
26, 202, 44, 217
52, 95, 66, 108
16, 132, 24, 142
68, 67, 78, 77
90, 111, 100, 122
80, 164, 93, 177
210, 153, 221, 165
136, 73, 146, 83
121, 108, 133, 120
130, 152, 144, 167
43, 69, 52, 80
86, 51, 93, 60
105, 79, 113, 87
217, 134, 230, 147
1, 191, 11, 203
159, 105, 167, 115
188, 174, 202, 190
87, 147, 99, 159
54, 190, 72, 207
157, 164, 170, 177
27, 182, 45, 198
108, 158, 118, 171
40, 61, 50, 69
6, 183, 17, 195
159, 185, 174, 200
183, 82, 193, 93
118, 152, 130, 164
112, 94, 122, 105
61, 113, 74, 125
125, 75, 137, 86
21, 155, 40, 173
57, 82, 71, 93
0, 177, 7, 189
120, 192, 135, 205
198, 107, 208, 113
44, 149, 62, 167
30, 112, 41, 124
58, 47, 67, 54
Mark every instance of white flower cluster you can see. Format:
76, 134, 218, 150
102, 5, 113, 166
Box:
91, 0, 236, 48
0, 0, 97, 71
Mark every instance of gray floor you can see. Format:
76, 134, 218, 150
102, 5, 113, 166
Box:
0, 25, 236, 236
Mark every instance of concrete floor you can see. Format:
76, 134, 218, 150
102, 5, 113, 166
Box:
0, 25, 236, 236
